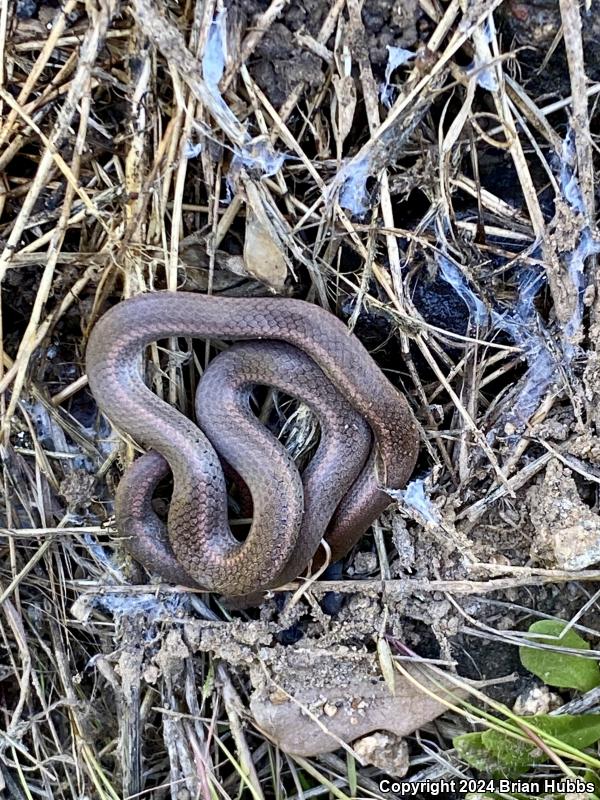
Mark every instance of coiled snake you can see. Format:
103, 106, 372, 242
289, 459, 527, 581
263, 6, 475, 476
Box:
86, 291, 418, 596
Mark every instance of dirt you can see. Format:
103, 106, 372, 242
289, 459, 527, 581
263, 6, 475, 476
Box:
498, 0, 600, 93
148, 600, 466, 758
227, 0, 328, 107
230, 0, 421, 107
356, 0, 420, 67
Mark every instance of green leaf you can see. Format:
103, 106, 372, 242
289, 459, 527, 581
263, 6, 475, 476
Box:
454, 731, 534, 778
455, 714, 600, 779
584, 770, 600, 794
454, 732, 500, 775
527, 714, 600, 749
479, 729, 540, 777
519, 620, 600, 691
346, 752, 357, 797
201, 659, 215, 702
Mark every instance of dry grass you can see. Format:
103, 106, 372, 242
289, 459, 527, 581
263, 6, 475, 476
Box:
1, 0, 600, 797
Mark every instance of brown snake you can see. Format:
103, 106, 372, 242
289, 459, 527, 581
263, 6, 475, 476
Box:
86, 291, 419, 596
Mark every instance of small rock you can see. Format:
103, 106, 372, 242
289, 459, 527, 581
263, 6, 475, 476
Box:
269, 688, 288, 705
513, 683, 562, 717
353, 731, 409, 777
348, 551, 378, 575
528, 460, 600, 570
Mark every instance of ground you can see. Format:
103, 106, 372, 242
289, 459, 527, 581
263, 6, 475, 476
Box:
2, 0, 600, 799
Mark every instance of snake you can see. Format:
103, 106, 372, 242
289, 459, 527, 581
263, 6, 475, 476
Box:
113, 340, 373, 591
86, 291, 419, 596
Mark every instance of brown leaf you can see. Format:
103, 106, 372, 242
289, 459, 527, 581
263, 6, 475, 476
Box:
250, 654, 465, 757
332, 73, 357, 152
243, 182, 287, 292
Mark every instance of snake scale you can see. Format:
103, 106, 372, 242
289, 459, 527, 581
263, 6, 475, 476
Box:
86, 291, 419, 596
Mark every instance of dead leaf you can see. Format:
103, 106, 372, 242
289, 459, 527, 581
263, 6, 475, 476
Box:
332, 73, 357, 154
243, 181, 287, 291
250, 651, 466, 756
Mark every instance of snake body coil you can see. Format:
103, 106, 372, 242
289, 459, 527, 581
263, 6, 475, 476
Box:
86, 291, 419, 596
